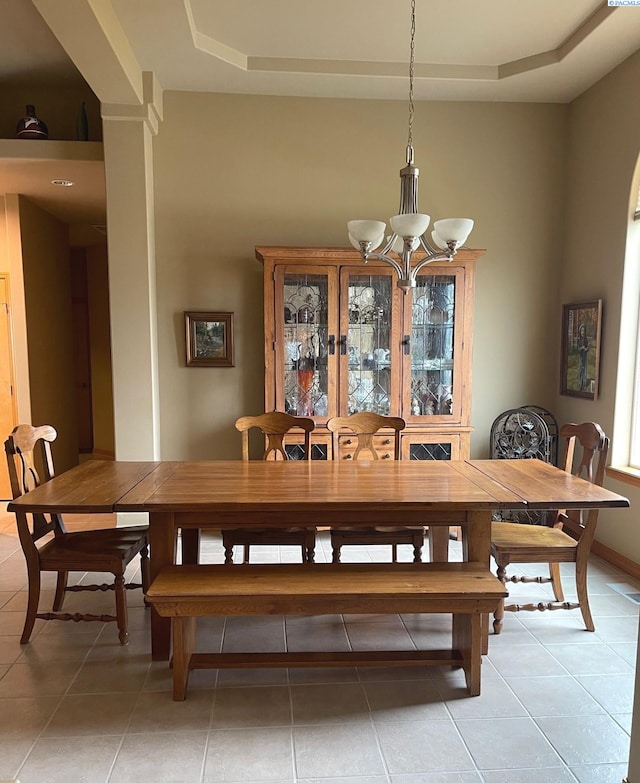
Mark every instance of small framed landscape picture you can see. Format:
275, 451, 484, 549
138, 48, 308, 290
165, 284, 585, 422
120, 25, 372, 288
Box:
185, 311, 234, 367
560, 300, 602, 400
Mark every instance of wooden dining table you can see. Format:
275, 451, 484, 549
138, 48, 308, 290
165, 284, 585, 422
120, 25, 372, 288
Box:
7, 457, 630, 663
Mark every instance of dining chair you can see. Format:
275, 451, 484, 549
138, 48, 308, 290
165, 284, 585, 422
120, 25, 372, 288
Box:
222, 411, 317, 563
326, 412, 424, 563
4, 424, 150, 645
491, 421, 609, 634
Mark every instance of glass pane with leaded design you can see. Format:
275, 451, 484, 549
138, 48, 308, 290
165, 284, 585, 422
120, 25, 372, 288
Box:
347, 274, 392, 414
284, 443, 328, 461
410, 275, 455, 417
409, 442, 452, 460
283, 274, 328, 417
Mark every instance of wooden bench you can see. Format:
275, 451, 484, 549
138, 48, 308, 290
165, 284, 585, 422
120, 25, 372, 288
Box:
146, 562, 507, 700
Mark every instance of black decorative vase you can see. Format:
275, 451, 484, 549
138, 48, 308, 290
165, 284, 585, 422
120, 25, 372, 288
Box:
16, 105, 48, 139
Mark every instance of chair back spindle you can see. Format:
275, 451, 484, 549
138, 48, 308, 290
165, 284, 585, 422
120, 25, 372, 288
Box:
327, 412, 404, 461
5, 425, 65, 546
235, 411, 314, 461
560, 422, 608, 543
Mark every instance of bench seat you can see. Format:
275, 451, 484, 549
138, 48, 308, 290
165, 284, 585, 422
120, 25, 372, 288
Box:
147, 562, 506, 700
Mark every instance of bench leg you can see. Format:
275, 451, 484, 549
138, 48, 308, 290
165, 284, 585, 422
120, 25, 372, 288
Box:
172, 616, 196, 701
452, 613, 482, 696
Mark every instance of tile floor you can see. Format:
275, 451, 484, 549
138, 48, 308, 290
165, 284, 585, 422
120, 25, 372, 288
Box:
0, 507, 637, 783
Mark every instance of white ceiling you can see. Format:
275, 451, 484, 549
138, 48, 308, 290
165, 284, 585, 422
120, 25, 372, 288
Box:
3, 0, 640, 237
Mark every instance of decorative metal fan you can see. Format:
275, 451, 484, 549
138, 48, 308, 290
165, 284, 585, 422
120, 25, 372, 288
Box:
490, 406, 558, 525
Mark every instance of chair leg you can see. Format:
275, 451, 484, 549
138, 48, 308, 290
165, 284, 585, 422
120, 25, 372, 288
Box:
493, 562, 507, 635
140, 544, 150, 593
332, 539, 341, 563
304, 530, 315, 563
140, 544, 151, 607
114, 573, 129, 645
52, 570, 68, 611
576, 560, 595, 632
412, 535, 422, 563
223, 534, 234, 564
21, 567, 42, 644
391, 544, 398, 563
549, 562, 565, 601
242, 544, 250, 564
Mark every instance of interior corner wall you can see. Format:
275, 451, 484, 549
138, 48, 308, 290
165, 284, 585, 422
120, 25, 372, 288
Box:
2, 195, 31, 424
558, 48, 640, 561
18, 195, 79, 472
152, 92, 567, 461
0, 199, 7, 265
86, 242, 115, 458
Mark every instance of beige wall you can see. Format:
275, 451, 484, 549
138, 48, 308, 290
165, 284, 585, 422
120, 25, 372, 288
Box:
18, 196, 78, 472
0, 200, 6, 264
86, 242, 115, 458
153, 92, 567, 460
558, 49, 640, 562
2, 195, 31, 425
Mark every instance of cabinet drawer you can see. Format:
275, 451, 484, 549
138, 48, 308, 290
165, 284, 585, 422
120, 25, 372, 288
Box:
336, 433, 397, 461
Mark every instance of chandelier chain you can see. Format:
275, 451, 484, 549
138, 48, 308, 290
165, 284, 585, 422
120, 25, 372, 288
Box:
407, 0, 416, 160
346, 0, 473, 292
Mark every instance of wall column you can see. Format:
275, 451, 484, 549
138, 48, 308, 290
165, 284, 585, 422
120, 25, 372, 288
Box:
102, 74, 162, 460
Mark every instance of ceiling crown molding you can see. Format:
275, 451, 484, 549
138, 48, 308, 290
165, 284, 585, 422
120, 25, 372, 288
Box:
184, 0, 616, 86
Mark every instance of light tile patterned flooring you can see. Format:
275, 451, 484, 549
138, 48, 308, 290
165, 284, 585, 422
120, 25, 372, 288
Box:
0, 506, 637, 783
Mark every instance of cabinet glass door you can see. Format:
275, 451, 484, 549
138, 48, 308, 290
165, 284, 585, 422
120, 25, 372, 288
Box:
406, 270, 463, 423
276, 268, 336, 421
341, 269, 400, 416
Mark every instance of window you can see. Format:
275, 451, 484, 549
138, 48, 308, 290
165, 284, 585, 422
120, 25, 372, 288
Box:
611, 184, 640, 482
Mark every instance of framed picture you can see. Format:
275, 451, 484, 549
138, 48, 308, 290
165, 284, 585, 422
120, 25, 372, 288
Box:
185, 311, 234, 367
560, 300, 602, 400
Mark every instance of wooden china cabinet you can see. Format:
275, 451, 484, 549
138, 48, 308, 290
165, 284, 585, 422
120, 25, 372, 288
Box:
257, 246, 485, 461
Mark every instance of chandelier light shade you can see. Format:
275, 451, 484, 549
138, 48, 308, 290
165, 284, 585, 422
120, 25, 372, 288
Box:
346, 0, 474, 292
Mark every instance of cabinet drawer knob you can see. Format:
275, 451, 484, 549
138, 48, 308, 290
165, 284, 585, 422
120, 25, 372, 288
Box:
344, 439, 352, 445
382, 453, 391, 459
345, 454, 353, 460
383, 438, 391, 444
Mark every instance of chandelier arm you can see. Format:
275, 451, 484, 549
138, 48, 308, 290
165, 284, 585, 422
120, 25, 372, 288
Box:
380, 235, 397, 256
411, 252, 454, 279
362, 252, 405, 279
418, 235, 439, 257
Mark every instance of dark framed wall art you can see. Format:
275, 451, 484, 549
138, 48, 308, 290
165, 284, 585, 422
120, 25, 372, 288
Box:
185, 311, 234, 367
560, 300, 602, 400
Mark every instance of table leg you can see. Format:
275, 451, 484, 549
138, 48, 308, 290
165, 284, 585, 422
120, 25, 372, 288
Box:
462, 509, 491, 565
428, 526, 449, 562
181, 528, 200, 564
149, 511, 176, 661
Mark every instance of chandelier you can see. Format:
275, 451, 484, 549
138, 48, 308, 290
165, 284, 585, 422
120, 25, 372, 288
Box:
347, 0, 473, 293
